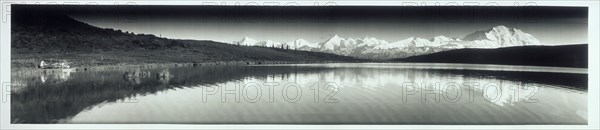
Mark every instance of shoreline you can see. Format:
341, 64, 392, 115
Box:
10, 60, 363, 75
10, 60, 588, 76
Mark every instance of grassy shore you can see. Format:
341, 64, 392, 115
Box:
12, 59, 352, 72
11, 12, 366, 74
11, 50, 366, 77
11, 45, 368, 74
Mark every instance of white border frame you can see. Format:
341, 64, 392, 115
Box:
0, 0, 598, 129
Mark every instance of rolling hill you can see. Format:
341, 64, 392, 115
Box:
11, 12, 363, 68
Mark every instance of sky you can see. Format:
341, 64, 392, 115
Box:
15, 5, 588, 45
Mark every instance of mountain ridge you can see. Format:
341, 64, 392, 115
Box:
231, 25, 541, 59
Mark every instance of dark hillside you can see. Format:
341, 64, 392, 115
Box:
11, 10, 363, 68
391, 44, 588, 68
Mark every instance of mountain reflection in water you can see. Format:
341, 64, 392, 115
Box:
11, 63, 587, 124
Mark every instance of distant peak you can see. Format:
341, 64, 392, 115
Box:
242, 36, 253, 40
471, 25, 511, 33
462, 25, 540, 46
406, 37, 425, 40
433, 35, 449, 38
331, 34, 341, 39
430, 35, 458, 41
240, 36, 260, 42
492, 25, 509, 30
295, 38, 309, 42
326, 34, 344, 42
491, 25, 516, 32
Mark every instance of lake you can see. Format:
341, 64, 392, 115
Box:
10, 63, 588, 124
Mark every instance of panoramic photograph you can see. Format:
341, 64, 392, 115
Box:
9, 5, 588, 125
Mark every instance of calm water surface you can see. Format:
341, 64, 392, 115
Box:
11, 63, 588, 124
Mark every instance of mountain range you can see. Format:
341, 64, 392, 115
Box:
13, 12, 539, 61
12, 12, 583, 69
231, 25, 541, 59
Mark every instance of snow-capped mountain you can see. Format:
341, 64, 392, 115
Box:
362, 36, 463, 59
233, 37, 260, 46
430, 36, 462, 47
286, 39, 318, 50
230, 25, 541, 59
462, 25, 541, 48
256, 40, 284, 48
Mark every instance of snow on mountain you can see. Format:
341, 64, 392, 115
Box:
286, 39, 318, 50
409, 37, 432, 47
256, 40, 284, 48
463, 25, 540, 48
359, 36, 389, 47
361, 36, 457, 59
233, 37, 259, 46
430, 36, 462, 47
229, 25, 541, 59
320, 34, 345, 51
315, 35, 391, 56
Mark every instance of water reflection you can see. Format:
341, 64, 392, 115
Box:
156, 69, 173, 84
11, 63, 587, 124
39, 71, 73, 84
